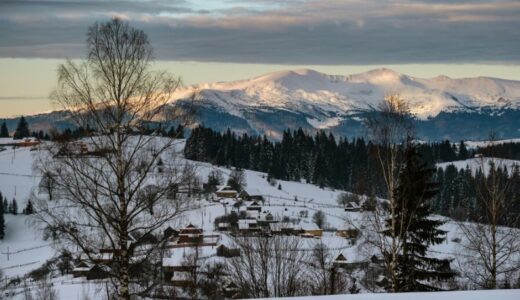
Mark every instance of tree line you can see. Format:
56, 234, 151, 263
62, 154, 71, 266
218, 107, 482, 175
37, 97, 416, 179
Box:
184, 126, 520, 225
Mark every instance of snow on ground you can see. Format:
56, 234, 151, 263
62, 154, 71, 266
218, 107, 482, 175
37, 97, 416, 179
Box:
436, 157, 520, 175
464, 138, 520, 149
0, 215, 54, 279
258, 289, 520, 300
0, 137, 518, 298
0, 145, 40, 207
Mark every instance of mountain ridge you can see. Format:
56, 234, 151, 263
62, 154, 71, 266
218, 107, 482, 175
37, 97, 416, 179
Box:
2, 68, 520, 141
169, 68, 520, 122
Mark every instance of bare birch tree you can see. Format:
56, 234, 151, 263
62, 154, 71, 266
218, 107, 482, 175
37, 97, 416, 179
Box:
309, 241, 348, 295
225, 236, 310, 298
32, 18, 195, 300
363, 94, 414, 292
457, 147, 520, 289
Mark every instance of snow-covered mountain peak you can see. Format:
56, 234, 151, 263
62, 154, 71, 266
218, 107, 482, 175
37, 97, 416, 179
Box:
169, 68, 520, 123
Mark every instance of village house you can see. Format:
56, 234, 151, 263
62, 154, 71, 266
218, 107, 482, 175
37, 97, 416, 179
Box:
216, 244, 241, 258
239, 187, 264, 201
0, 137, 41, 148
16, 138, 41, 147
162, 233, 239, 288
216, 185, 239, 198
333, 253, 349, 267
168, 224, 220, 248
217, 222, 232, 231
344, 201, 361, 212
269, 222, 297, 235
176, 224, 204, 244
336, 224, 360, 239
245, 200, 262, 212
238, 219, 261, 234
332, 251, 370, 271
72, 261, 110, 280
163, 226, 179, 240
72, 261, 92, 278
223, 282, 241, 299
299, 222, 323, 237
257, 211, 275, 226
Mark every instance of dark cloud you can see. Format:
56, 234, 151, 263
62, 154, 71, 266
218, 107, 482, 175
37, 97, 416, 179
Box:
0, 0, 519, 64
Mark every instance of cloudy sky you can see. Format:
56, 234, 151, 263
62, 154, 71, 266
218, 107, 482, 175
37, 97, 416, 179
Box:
1, 0, 520, 63
1, 0, 520, 117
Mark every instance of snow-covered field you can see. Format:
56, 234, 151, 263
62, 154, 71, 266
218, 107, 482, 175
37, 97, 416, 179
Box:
464, 138, 520, 149
436, 157, 520, 175
0, 138, 518, 299
259, 289, 520, 300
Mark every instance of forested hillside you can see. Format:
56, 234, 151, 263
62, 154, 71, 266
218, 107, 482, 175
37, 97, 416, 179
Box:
185, 127, 520, 225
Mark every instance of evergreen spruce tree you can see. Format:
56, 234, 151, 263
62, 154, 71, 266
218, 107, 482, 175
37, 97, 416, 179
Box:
3, 197, 8, 212
389, 145, 455, 292
458, 141, 469, 160
0, 122, 9, 137
175, 124, 185, 139
24, 200, 34, 215
10, 198, 18, 215
13, 116, 30, 140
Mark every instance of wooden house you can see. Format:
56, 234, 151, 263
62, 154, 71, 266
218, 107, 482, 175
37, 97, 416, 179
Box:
257, 211, 275, 226
223, 282, 240, 299
216, 244, 241, 258
336, 225, 360, 239
238, 219, 261, 234
333, 253, 349, 267
72, 261, 92, 278
246, 200, 262, 212
344, 202, 361, 212
177, 224, 204, 244
86, 265, 111, 280
216, 185, 238, 198
269, 222, 297, 235
240, 188, 264, 201
333, 252, 369, 271
299, 222, 323, 237
217, 222, 231, 231
164, 226, 179, 239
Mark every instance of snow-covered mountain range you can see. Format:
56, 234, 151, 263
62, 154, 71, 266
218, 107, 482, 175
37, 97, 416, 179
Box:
171, 68, 520, 120
2, 68, 520, 141
166, 68, 520, 140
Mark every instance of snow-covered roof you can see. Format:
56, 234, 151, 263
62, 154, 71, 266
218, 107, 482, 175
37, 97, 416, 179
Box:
346, 202, 360, 208
216, 185, 238, 193
246, 210, 260, 219
242, 187, 263, 196
269, 222, 295, 231
300, 222, 321, 231
238, 219, 257, 229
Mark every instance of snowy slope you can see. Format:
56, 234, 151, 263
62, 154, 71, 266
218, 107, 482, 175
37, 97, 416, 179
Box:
1, 138, 519, 298
258, 289, 520, 300
169, 68, 520, 121
436, 157, 520, 175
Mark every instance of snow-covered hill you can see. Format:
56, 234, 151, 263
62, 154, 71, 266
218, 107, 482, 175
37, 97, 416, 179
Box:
159, 68, 520, 140
436, 157, 520, 175
170, 68, 520, 121
1, 138, 519, 299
